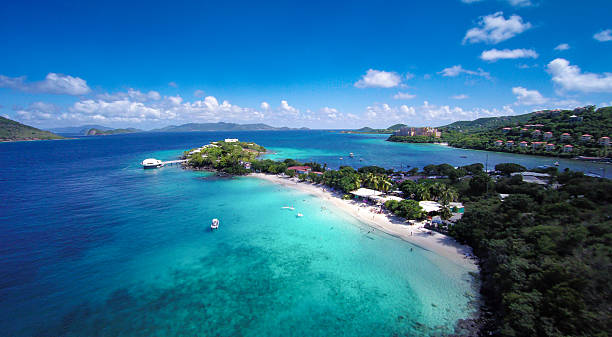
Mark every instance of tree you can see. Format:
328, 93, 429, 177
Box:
495, 163, 527, 176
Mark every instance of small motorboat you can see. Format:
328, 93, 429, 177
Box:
349, 152, 354, 158
339, 157, 343, 160
554, 161, 560, 166
211, 218, 219, 230
297, 213, 304, 217
282, 206, 295, 210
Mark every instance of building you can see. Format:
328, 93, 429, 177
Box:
532, 141, 544, 149
506, 140, 514, 148
532, 129, 541, 138
395, 127, 441, 138
502, 127, 512, 133
520, 141, 528, 148
224, 138, 239, 143
543, 131, 553, 139
569, 115, 583, 123
520, 128, 529, 134
287, 166, 312, 174
600, 136, 611, 146
545, 143, 555, 151
580, 134, 592, 141
563, 144, 573, 153
494, 140, 504, 146
560, 133, 571, 141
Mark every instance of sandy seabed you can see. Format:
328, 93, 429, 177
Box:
249, 173, 478, 272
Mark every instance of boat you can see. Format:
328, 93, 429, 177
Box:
339, 157, 343, 160
282, 206, 295, 210
211, 218, 219, 230
141, 158, 163, 169
297, 213, 304, 217
349, 152, 354, 158
554, 161, 559, 166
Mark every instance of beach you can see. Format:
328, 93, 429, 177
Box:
250, 173, 478, 271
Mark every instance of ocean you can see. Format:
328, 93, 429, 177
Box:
1, 131, 608, 336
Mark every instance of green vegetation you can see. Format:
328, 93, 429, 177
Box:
0, 116, 64, 141
345, 123, 408, 134
152, 122, 308, 132
388, 106, 612, 159
184, 140, 266, 175
384, 199, 425, 219
86, 128, 141, 136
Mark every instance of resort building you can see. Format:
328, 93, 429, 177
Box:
569, 115, 583, 123
543, 131, 553, 139
580, 134, 592, 141
494, 140, 504, 146
224, 138, 239, 143
532, 129, 542, 138
563, 144, 574, 153
545, 143, 555, 151
395, 127, 441, 138
520, 141, 528, 148
532, 141, 544, 149
599, 136, 610, 146
502, 127, 512, 133
287, 166, 312, 174
506, 140, 514, 148
520, 128, 529, 134
560, 133, 571, 141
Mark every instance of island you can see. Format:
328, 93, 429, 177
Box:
183, 138, 267, 175
151, 121, 309, 132
86, 128, 141, 136
0, 116, 64, 142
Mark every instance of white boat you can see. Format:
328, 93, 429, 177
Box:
211, 218, 219, 230
297, 213, 304, 217
282, 206, 295, 210
554, 161, 560, 166
141, 158, 163, 169
349, 152, 354, 158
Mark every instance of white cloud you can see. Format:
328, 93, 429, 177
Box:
168, 81, 178, 88
279, 100, 299, 115
14, 102, 60, 120
260, 101, 270, 110
354, 69, 402, 88
593, 29, 612, 42
461, 0, 533, 6
554, 43, 570, 51
463, 12, 531, 44
452, 94, 469, 99
546, 58, 612, 93
438, 65, 491, 79
167, 95, 183, 106
0, 73, 91, 95
512, 87, 548, 105
194, 89, 205, 97
405, 72, 415, 80
320, 107, 339, 119
480, 48, 538, 62
393, 92, 416, 100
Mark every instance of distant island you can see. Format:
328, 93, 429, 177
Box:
152, 122, 309, 132
0, 116, 64, 142
49, 125, 114, 136
382, 105, 611, 160
86, 128, 142, 136
341, 123, 408, 134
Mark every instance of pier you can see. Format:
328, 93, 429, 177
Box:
162, 159, 187, 166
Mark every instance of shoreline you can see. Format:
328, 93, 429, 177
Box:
249, 172, 479, 272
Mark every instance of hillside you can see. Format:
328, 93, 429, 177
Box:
0, 116, 64, 141
86, 128, 141, 136
441, 113, 535, 132
152, 122, 308, 132
347, 123, 408, 134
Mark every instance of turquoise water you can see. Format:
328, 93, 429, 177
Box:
5, 130, 608, 336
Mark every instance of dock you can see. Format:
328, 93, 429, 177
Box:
162, 159, 187, 166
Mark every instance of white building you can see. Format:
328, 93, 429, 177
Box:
224, 138, 239, 143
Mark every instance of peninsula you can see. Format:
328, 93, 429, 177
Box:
0, 116, 64, 142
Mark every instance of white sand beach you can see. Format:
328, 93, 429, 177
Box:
250, 173, 478, 271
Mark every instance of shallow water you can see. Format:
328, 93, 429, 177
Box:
2, 130, 603, 336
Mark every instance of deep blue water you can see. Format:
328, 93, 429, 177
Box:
0, 131, 608, 336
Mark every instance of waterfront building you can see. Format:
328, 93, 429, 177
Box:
224, 138, 239, 143
287, 166, 312, 174
545, 143, 555, 151
395, 127, 441, 138
494, 140, 504, 146
600, 136, 610, 146
506, 140, 514, 148
520, 141, 528, 148
564, 144, 574, 152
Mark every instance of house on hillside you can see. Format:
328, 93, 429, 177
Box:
545, 143, 555, 151
560, 133, 571, 141
224, 138, 239, 143
563, 144, 574, 153
506, 140, 514, 148
543, 131, 553, 139
532, 142, 544, 149
569, 115, 583, 123
287, 166, 311, 174
600, 136, 610, 146
494, 140, 504, 146
520, 141, 528, 148
502, 127, 512, 133
532, 130, 542, 138
580, 134, 592, 142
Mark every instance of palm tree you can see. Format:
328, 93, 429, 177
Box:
414, 184, 431, 201
379, 176, 392, 192
438, 185, 458, 205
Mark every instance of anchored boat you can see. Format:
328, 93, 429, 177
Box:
211, 218, 219, 230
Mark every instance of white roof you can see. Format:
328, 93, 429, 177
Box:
419, 200, 442, 213
142, 158, 162, 165
350, 188, 383, 197
449, 202, 464, 209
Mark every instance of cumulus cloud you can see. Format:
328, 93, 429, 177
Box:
546, 58, 612, 93
354, 69, 402, 88
279, 100, 299, 116
14, 102, 61, 120
98, 88, 161, 102
452, 94, 469, 100
461, 0, 533, 6
393, 92, 416, 100
0, 73, 91, 95
168, 81, 178, 88
463, 12, 531, 44
554, 43, 570, 51
480, 48, 538, 62
260, 102, 270, 110
593, 29, 612, 42
438, 65, 491, 79
512, 87, 548, 105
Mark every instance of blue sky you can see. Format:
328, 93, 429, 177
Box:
1, 0, 611, 129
